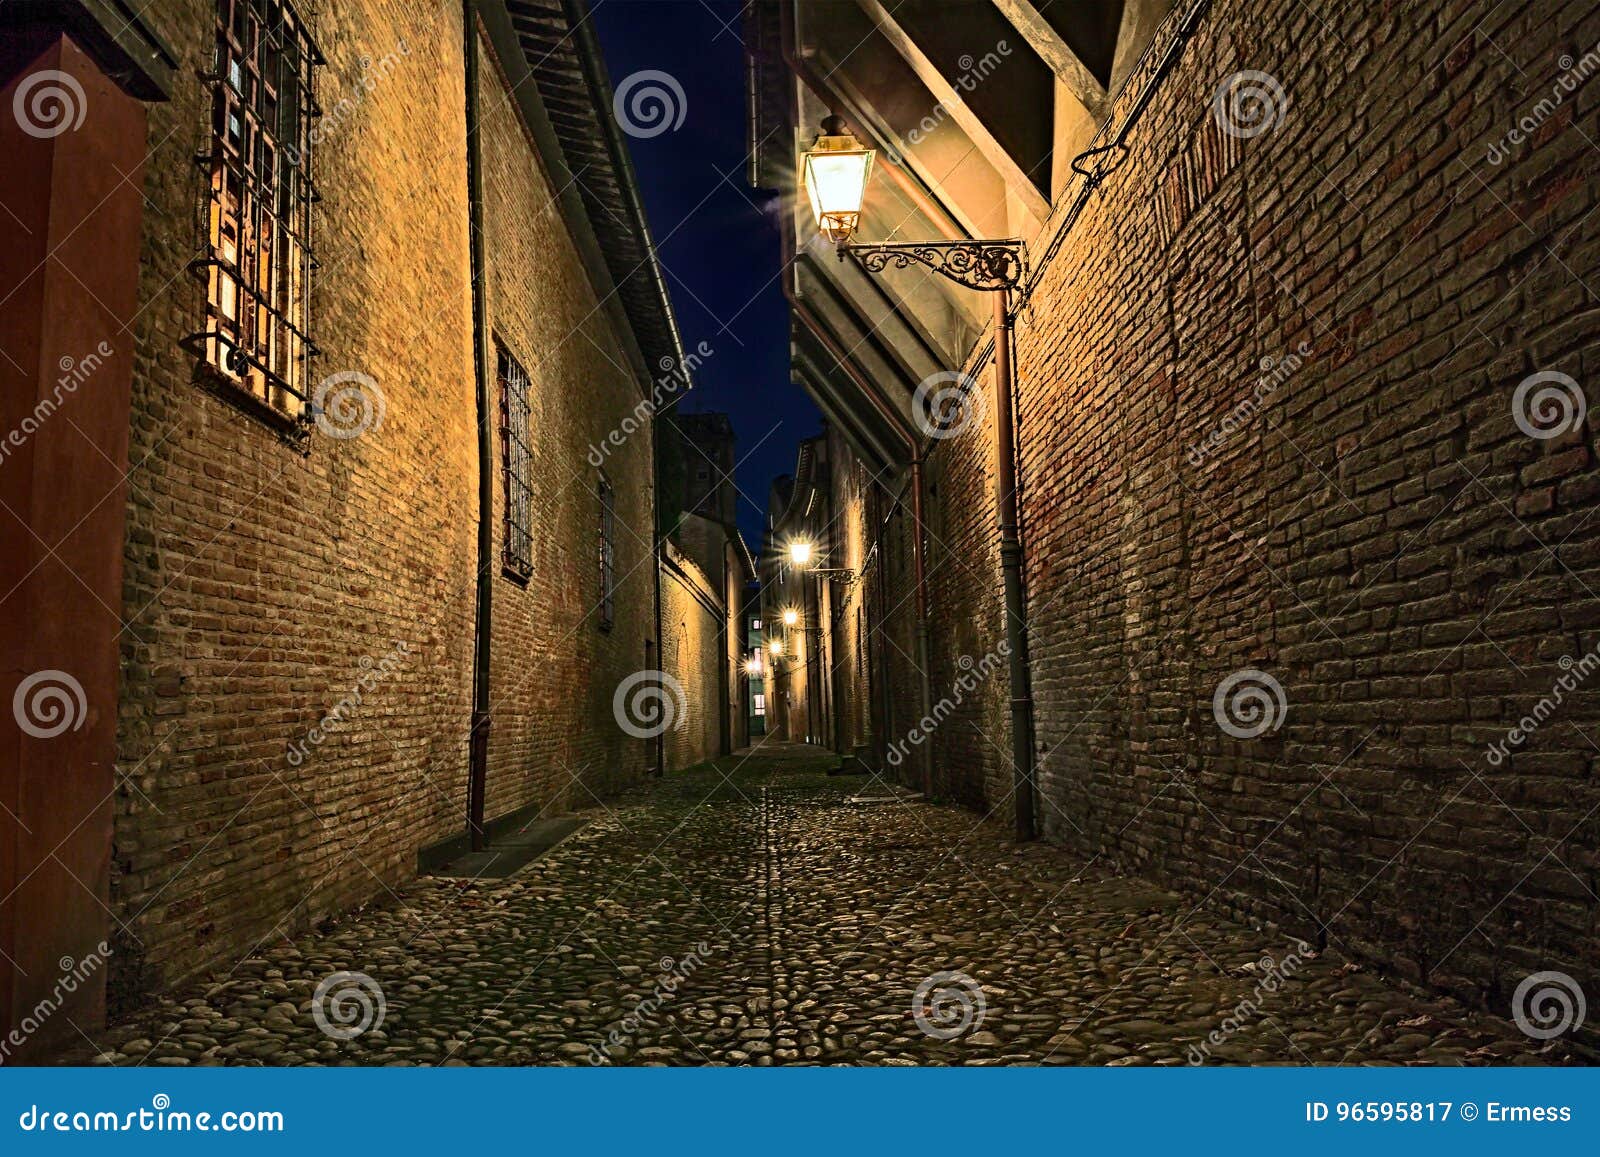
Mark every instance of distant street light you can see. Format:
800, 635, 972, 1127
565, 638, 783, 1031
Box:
782, 608, 799, 627
787, 540, 813, 567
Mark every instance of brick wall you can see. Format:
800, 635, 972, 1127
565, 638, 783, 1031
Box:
912, 0, 1600, 1005
660, 544, 724, 771
110, 1, 661, 999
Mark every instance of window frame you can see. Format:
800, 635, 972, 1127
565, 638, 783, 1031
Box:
184, 0, 323, 437
498, 345, 535, 583
597, 472, 616, 631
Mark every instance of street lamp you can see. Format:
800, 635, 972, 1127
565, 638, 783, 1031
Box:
768, 638, 784, 657
744, 653, 763, 676
801, 115, 875, 247
787, 539, 813, 567
798, 113, 1036, 841
781, 608, 799, 628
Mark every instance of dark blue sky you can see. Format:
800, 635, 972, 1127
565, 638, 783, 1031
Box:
592, 0, 821, 549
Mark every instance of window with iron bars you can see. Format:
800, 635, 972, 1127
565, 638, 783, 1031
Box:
598, 474, 616, 631
184, 0, 321, 430
499, 347, 534, 582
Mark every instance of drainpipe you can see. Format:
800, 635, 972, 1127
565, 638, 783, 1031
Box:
464, 0, 492, 851
993, 290, 1035, 841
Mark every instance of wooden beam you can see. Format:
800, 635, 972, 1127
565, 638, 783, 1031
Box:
991, 0, 1108, 118
853, 0, 1050, 223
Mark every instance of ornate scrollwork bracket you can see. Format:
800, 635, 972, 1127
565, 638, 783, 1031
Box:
840, 239, 1026, 293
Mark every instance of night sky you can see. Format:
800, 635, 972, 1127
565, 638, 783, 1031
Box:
591, 0, 821, 550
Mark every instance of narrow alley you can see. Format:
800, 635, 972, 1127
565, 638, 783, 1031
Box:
76, 744, 1575, 1067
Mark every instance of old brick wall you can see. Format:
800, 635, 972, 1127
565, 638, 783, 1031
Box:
918, 0, 1600, 1003
822, 425, 876, 754
478, 30, 655, 817
110, 3, 662, 998
660, 544, 724, 771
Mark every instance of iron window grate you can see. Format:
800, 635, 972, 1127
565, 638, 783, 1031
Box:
184, 0, 322, 430
499, 347, 534, 581
598, 473, 615, 631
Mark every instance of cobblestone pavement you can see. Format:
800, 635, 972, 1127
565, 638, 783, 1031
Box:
80, 743, 1582, 1066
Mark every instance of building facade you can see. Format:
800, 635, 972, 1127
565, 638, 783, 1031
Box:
749, 0, 1600, 1013
0, 0, 733, 1058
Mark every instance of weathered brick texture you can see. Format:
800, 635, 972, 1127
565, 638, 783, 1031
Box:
660, 542, 724, 770
896, 0, 1600, 1007
111, 3, 661, 999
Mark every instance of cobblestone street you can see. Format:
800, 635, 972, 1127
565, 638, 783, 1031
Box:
82, 744, 1579, 1067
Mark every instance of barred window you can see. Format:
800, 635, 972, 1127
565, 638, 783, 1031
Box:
598, 474, 615, 631
187, 0, 321, 426
499, 348, 534, 581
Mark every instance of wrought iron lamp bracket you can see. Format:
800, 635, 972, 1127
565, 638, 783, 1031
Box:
840, 239, 1026, 293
